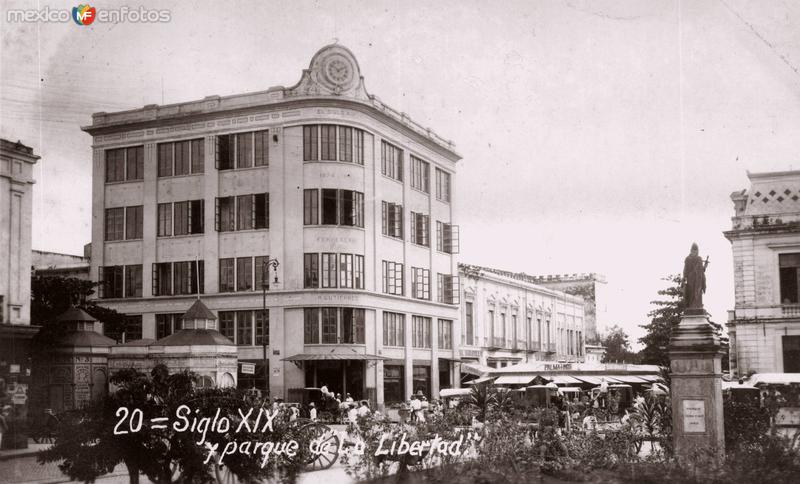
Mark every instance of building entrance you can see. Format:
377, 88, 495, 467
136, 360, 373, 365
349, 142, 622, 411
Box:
304, 360, 366, 400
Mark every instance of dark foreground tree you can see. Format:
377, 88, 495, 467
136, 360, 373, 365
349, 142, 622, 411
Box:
600, 325, 640, 363
639, 274, 726, 369
39, 365, 303, 483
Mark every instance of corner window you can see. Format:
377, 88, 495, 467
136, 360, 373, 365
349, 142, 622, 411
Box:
780, 253, 800, 304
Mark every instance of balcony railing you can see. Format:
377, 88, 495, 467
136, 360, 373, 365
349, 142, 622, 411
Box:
783, 305, 800, 317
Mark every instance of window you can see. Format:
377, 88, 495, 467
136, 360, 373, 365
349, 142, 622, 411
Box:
126, 146, 144, 181
106, 148, 125, 182
412, 267, 430, 300
158, 203, 172, 237
156, 313, 183, 339
108, 315, 143, 344
410, 212, 430, 246
216, 130, 268, 170
254, 130, 269, 166
219, 258, 235, 292
236, 311, 253, 346
383, 312, 405, 346
124, 265, 143, 298
304, 308, 320, 344
779, 253, 800, 304
436, 222, 459, 254
381, 141, 403, 181
437, 274, 460, 305
236, 257, 253, 291
152, 261, 203, 296
236, 132, 253, 168
157, 143, 174, 177
304, 189, 318, 225
339, 254, 354, 288
354, 255, 364, 289
216, 197, 235, 232
255, 310, 269, 345
255, 256, 269, 290
100, 266, 123, 298
217, 134, 233, 170
304, 307, 365, 344
435, 168, 451, 202
321, 253, 337, 288
308, 189, 363, 227
125, 206, 143, 240
341, 308, 365, 344
321, 125, 336, 160
382, 261, 404, 295
338, 126, 364, 164
321, 189, 338, 225
192, 139, 205, 173
215, 193, 267, 231
303, 126, 318, 161
465, 302, 474, 346
219, 311, 235, 341
412, 366, 430, 399
303, 125, 364, 163
160, 200, 204, 236
412, 316, 431, 348
174, 140, 191, 175
322, 308, 337, 343
237, 194, 253, 230
438, 319, 453, 349
384, 366, 405, 403
304, 253, 319, 288
783, 335, 800, 372
104, 208, 125, 241
410, 156, 430, 193
382, 202, 403, 239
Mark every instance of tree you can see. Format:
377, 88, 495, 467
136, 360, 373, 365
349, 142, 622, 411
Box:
639, 275, 684, 367
600, 325, 639, 363
639, 274, 726, 369
38, 365, 303, 483
30, 275, 129, 357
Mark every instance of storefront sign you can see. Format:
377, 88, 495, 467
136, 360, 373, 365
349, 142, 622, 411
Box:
543, 363, 572, 371
682, 399, 706, 433
241, 363, 256, 375
459, 349, 481, 359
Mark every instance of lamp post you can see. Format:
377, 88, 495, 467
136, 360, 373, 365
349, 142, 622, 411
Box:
261, 258, 279, 397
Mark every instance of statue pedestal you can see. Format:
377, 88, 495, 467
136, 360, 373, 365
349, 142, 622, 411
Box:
669, 311, 725, 463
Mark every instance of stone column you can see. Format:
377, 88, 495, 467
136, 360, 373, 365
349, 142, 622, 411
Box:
669, 309, 725, 463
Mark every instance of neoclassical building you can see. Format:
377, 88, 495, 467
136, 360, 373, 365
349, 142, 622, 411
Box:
725, 170, 800, 375
82, 45, 461, 408
458, 264, 586, 374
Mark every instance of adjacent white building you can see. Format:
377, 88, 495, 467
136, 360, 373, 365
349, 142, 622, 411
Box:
725, 170, 800, 375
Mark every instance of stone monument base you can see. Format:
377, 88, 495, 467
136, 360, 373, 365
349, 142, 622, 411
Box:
669, 312, 725, 463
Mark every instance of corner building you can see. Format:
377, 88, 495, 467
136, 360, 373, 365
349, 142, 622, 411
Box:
83, 45, 462, 409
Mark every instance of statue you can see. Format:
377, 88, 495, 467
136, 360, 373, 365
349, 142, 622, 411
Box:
682, 243, 709, 311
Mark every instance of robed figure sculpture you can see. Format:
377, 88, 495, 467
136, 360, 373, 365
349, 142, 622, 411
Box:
682, 243, 708, 311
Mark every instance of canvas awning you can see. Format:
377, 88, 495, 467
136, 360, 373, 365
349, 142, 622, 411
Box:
574, 375, 603, 385
282, 353, 389, 361
549, 375, 583, 385
637, 375, 662, 382
461, 362, 495, 376
494, 375, 535, 386
607, 375, 650, 384
749, 373, 800, 386
465, 376, 496, 385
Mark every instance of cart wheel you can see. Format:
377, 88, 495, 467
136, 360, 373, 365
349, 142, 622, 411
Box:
299, 422, 340, 471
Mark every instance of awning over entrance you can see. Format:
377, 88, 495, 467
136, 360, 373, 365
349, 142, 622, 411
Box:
607, 375, 650, 384
494, 375, 535, 386
574, 375, 603, 385
461, 362, 495, 376
465, 375, 496, 385
282, 353, 389, 361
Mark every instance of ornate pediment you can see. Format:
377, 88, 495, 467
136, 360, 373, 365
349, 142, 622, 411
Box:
286, 44, 370, 101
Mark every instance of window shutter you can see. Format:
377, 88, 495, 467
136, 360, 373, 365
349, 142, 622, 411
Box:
152, 263, 158, 296
452, 276, 461, 304
410, 212, 417, 243
450, 225, 460, 254
265, 193, 270, 229
214, 198, 220, 231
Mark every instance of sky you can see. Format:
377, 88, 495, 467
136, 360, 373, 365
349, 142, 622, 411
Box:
2, 0, 800, 348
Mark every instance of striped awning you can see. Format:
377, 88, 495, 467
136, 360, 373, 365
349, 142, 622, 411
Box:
549, 375, 583, 385
608, 375, 650, 384
574, 375, 603, 385
282, 353, 389, 361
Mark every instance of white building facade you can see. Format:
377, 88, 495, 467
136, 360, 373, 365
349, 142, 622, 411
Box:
725, 170, 800, 375
83, 45, 462, 408
458, 264, 586, 372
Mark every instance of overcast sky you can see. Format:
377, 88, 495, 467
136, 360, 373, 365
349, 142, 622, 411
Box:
2, 0, 800, 348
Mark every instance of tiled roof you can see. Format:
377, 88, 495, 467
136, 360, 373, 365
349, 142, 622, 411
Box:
181, 299, 216, 321
153, 329, 233, 346
55, 306, 97, 323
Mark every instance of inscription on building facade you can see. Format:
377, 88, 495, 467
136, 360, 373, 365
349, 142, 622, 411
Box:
682, 399, 706, 433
